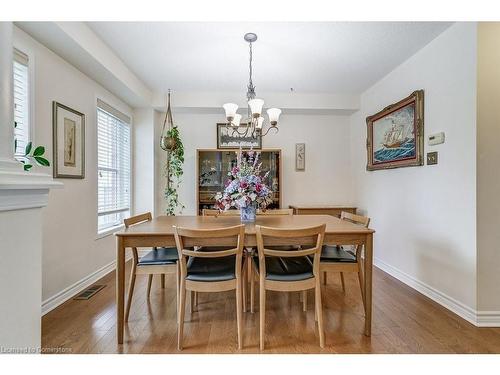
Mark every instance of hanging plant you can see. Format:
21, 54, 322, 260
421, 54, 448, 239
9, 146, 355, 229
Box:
14, 121, 50, 171
164, 126, 184, 215
161, 91, 184, 216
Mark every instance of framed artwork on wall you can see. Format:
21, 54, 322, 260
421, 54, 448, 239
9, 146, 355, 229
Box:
52, 101, 85, 178
296, 143, 305, 170
216, 123, 262, 149
366, 90, 424, 171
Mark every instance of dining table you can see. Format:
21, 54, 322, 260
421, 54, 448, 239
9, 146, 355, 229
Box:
114, 214, 375, 344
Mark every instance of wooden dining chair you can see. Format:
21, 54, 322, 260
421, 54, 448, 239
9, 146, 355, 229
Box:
320, 211, 370, 311
254, 224, 326, 350
123, 212, 179, 322
200, 207, 293, 313
173, 224, 245, 350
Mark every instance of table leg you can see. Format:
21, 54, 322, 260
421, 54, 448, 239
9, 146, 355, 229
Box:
364, 233, 373, 336
116, 236, 125, 344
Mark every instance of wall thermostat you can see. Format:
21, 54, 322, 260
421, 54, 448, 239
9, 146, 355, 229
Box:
428, 132, 445, 146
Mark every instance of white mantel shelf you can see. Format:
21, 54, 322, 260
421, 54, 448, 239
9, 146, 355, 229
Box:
0, 169, 63, 212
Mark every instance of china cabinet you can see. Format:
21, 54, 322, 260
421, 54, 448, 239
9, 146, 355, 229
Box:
196, 149, 282, 215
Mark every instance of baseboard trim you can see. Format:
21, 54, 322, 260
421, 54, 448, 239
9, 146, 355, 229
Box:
476, 311, 500, 327
374, 257, 478, 326
41, 255, 131, 316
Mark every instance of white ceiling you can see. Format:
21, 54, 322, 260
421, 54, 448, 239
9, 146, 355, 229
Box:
86, 22, 452, 95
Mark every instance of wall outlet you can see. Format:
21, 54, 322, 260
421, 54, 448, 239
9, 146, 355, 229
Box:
427, 151, 438, 165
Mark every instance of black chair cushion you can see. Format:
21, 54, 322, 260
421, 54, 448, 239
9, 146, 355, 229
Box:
253, 255, 314, 281
320, 245, 356, 263
138, 247, 178, 265
186, 255, 236, 282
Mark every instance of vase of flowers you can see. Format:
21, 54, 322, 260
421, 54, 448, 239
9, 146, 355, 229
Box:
214, 150, 273, 223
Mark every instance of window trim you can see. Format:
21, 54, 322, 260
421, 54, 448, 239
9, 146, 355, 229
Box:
96, 99, 132, 236
13, 47, 33, 158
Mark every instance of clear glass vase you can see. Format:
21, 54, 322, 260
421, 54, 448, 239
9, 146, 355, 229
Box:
240, 204, 256, 223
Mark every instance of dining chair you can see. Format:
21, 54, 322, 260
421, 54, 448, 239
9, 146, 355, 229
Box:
200, 208, 293, 313
123, 212, 179, 322
173, 224, 245, 350
320, 211, 370, 311
254, 224, 326, 350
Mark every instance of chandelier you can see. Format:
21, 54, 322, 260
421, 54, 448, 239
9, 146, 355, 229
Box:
222, 32, 282, 138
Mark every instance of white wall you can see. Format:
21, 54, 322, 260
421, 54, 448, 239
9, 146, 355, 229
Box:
350, 23, 478, 314
154, 112, 354, 215
13, 27, 133, 306
133, 108, 155, 215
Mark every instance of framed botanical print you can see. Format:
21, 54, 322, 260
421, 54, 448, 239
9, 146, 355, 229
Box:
53, 101, 85, 178
216, 123, 262, 149
296, 143, 305, 170
366, 90, 424, 171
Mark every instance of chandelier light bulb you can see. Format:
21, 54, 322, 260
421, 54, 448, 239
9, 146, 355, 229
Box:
248, 98, 264, 118
267, 108, 282, 126
256, 116, 264, 129
223, 103, 238, 121
232, 113, 242, 127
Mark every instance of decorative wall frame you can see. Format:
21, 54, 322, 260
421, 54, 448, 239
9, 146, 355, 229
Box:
216, 123, 262, 149
52, 101, 85, 178
295, 143, 305, 171
366, 90, 424, 171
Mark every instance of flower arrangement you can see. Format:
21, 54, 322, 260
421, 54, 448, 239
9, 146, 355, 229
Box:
214, 150, 273, 213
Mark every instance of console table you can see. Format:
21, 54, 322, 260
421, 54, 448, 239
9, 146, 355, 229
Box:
289, 205, 357, 218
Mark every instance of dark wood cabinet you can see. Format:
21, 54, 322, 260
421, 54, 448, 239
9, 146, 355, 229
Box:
196, 149, 282, 215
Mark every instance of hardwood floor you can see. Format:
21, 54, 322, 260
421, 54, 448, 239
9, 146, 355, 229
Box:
42, 261, 500, 353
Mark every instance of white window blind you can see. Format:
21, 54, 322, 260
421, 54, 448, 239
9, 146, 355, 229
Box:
97, 102, 131, 233
13, 49, 29, 157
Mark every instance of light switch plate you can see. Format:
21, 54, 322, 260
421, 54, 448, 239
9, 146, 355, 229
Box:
427, 151, 438, 165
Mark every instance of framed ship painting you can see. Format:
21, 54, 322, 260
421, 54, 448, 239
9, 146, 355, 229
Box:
53, 101, 85, 178
216, 123, 262, 149
366, 90, 424, 171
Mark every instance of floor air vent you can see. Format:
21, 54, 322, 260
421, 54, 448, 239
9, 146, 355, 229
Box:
74, 285, 106, 300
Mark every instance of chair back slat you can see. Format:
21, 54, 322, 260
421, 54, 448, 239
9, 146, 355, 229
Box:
257, 209, 293, 216
255, 224, 326, 278
263, 248, 318, 258
182, 248, 238, 258
340, 212, 370, 260
340, 211, 370, 227
202, 209, 240, 217
124, 212, 152, 228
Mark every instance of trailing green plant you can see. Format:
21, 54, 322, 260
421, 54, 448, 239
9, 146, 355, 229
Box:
14, 121, 50, 171
164, 125, 185, 215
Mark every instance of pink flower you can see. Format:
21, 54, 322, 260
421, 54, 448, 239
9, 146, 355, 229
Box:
240, 181, 248, 189
255, 183, 262, 193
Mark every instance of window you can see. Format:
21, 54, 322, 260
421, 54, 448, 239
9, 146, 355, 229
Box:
13, 49, 29, 157
97, 99, 131, 234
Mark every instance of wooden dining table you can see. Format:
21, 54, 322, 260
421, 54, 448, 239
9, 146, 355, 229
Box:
115, 214, 375, 344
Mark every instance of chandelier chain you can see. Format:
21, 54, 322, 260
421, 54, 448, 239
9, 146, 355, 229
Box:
247, 41, 256, 102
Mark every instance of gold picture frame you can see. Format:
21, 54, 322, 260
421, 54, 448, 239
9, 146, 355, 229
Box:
216, 123, 262, 150
53, 101, 85, 179
366, 90, 424, 171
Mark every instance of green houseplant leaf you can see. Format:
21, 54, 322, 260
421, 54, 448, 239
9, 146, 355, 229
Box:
25, 141, 32, 155
34, 156, 50, 167
33, 146, 45, 157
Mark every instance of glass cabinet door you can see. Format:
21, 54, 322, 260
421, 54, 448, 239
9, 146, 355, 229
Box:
197, 149, 281, 214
